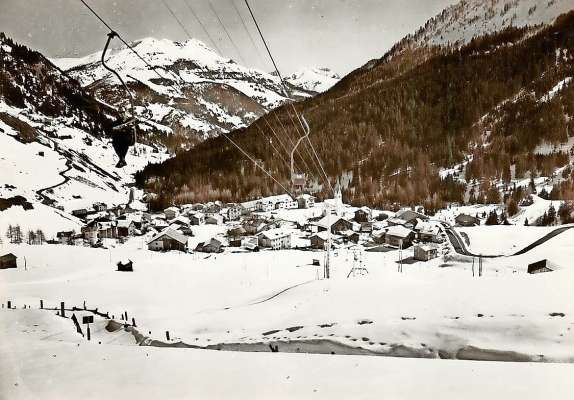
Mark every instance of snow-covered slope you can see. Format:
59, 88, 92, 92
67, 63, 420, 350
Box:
286, 67, 340, 93
410, 0, 574, 49
52, 38, 316, 144
0, 35, 169, 232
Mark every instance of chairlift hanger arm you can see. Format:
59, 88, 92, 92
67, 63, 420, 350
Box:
101, 32, 133, 101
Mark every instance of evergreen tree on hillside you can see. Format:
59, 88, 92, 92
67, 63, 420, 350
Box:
485, 210, 499, 225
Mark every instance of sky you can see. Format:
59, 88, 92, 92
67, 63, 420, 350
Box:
0, 0, 459, 75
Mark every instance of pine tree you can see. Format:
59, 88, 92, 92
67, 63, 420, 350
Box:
506, 197, 519, 216
485, 210, 499, 225
12, 225, 22, 244
36, 229, 45, 244
547, 203, 557, 226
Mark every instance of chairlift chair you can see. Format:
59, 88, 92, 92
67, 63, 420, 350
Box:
101, 31, 138, 168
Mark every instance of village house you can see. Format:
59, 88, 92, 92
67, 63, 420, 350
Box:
226, 204, 244, 221
72, 208, 88, 218
274, 197, 298, 210
256, 200, 274, 212
414, 221, 441, 242
93, 202, 107, 212
297, 194, 315, 209
341, 230, 360, 244
360, 222, 374, 234
147, 229, 188, 252
455, 213, 480, 227
190, 212, 205, 225
242, 219, 268, 235
56, 231, 75, 245
97, 219, 118, 239
315, 215, 355, 235
191, 203, 205, 211
383, 226, 415, 248
227, 226, 246, 239
81, 221, 99, 245
117, 220, 136, 238
310, 231, 330, 249
164, 206, 180, 220
354, 207, 372, 223
258, 229, 291, 250
393, 209, 429, 227
413, 244, 439, 261
195, 237, 226, 253
0, 253, 17, 269
205, 213, 224, 225
241, 236, 259, 251
176, 225, 194, 237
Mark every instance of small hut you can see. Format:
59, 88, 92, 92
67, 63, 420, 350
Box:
527, 259, 559, 274
0, 253, 17, 269
117, 260, 133, 272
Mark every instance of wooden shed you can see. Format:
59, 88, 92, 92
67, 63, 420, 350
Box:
0, 253, 17, 269
527, 259, 559, 274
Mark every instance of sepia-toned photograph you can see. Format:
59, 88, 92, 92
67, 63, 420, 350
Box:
1, 0, 574, 398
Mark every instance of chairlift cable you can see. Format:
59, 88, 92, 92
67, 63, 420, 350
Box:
218, 130, 294, 198
229, 0, 266, 66
79, 0, 184, 88
242, 0, 334, 195
207, 0, 246, 64
161, 0, 194, 42
182, 0, 224, 55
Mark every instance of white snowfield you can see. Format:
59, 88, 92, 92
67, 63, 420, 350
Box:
1, 220, 574, 363
1, 310, 574, 400
0, 101, 169, 236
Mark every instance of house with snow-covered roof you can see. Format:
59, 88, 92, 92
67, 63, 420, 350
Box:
163, 206, 180, 220
383, 226, 414, 248
147, 228, 188, 252
258, 228, 291, 250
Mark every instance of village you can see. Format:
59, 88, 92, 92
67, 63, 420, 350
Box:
35, 188, 459, 265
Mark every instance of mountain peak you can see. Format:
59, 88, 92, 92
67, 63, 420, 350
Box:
410, 0, 574, 49
286, 67, 340, 93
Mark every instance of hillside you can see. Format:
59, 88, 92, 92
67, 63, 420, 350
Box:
136, 2, 574, 212
53, 38, 335, 150
0, 33, 168, 227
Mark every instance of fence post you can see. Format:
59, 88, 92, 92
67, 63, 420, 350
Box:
166, 331, 170, 341
40, 300, 43, 309
7, 301, 11, 309
60, 302, 65, 317
132, 317, 136, 327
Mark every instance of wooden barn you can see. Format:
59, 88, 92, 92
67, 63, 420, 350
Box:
0, 253, 17, 269
455, 214, 480, 227
147, 229, 188, 252
413, 244, 439, 261
527, 259, 559, 274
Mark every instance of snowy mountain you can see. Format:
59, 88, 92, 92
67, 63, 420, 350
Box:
0, 34, 169, 229
52, 37, 313, 147
402, 0, 574, 50
137, 2, 574, 210
285, 67, 341, 93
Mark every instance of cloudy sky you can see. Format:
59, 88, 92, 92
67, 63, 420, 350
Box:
1, 0, 458, 75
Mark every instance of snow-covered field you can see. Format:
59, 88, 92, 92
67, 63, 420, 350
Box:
2, 309, 574, 400
1, 220, 573, 364
457, 225, 557, 255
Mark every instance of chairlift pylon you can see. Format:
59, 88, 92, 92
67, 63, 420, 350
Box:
291, 115, 310, 194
